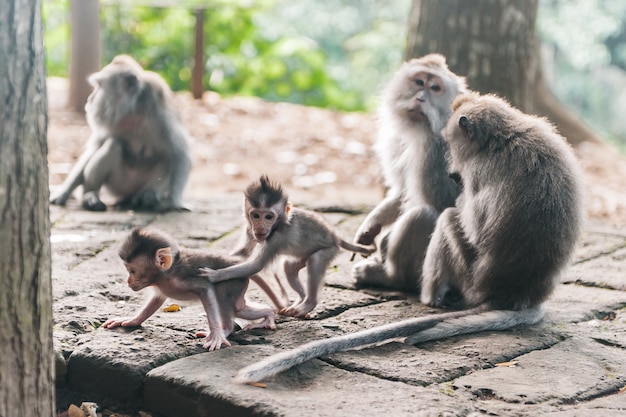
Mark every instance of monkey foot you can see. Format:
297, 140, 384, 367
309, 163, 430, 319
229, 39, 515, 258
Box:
280, 302, 315, 318
242, 318, 276, 331
82, 193, 107, 211
352, 259, 387, 288
196, 330, 231, 351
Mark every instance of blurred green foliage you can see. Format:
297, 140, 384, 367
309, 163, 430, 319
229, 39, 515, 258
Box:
43, 0, 409, 111
538, 0, 626, 149
42, 0, 626, 147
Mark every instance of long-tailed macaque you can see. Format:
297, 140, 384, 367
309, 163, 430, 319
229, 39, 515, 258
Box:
103, 228, 277, 350
352, 54, 466, 291
50, 55, 192, 212
200, 176, 376, 318
234, 92, 585, 383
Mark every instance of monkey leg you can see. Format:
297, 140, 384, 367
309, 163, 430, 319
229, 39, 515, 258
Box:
81, 138, 125, 211
237, 303, 277, 331
282, 247, 338, 318
421, 208, 474, 308
282, 259, 307, 302
354, 206, 437, 292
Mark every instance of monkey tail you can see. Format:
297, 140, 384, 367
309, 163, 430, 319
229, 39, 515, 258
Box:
339, 239, 376, 255
235, 305, 544, 384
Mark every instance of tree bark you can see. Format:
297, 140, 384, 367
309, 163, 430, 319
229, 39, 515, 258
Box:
0, 0, 55, 416
406, 0, 599, 145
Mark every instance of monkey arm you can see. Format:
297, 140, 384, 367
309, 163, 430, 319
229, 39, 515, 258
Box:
200, 248, 272, 283
165, 146, 192, 209
50, 137, 103, 204
102, 291, 167, 328
230, 229, 257, 257
354, 195, 403, 245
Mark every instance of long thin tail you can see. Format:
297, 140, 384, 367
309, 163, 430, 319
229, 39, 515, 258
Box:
235, 306, 544, 384
339, 239, 376, 255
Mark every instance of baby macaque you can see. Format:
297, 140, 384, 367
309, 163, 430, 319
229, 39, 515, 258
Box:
234, 92, 585, 383
200, 176, 376, 318
103, 228, 276, 350
353, 54, 466, 291
50, 55, 192, 212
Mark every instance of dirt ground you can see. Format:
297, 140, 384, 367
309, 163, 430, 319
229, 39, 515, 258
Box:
46, 77, 626, 226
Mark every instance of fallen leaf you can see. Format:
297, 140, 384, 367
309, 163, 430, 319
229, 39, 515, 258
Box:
247, 381, 267, 388
495, 360, 519, 367
162, 304, 181, 312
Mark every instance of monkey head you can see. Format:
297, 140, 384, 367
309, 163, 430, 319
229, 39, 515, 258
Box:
443, 92, 520, 170
244, 176, 291, 242
384, 54, 467, 134
118, 228, 178, 291
85, 55, 146, 130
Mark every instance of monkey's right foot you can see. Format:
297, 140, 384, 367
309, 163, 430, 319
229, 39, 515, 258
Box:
352, 259, 388, 288
82, 192, 107, 211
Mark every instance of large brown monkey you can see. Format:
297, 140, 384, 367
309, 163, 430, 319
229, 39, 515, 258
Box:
200, 175, 376, 318
352, 54, 466, 291
234, 92, 585, 383
50, 55, 192, 211
103, 228, 277, 350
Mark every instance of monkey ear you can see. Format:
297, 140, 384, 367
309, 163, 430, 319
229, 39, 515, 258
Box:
458, 115, 473, 139
155, 247, 173, 271
285, 202, 293, 223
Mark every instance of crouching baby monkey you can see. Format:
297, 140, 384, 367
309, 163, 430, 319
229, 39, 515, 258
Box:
234, 92, 585, 383
200, 175, 376, 318
353, 54, 466, 291
103, 228, 277, 350
50, 55, 192, 212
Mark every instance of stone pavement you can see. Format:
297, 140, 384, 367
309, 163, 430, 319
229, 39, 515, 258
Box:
51, 195, 626, 417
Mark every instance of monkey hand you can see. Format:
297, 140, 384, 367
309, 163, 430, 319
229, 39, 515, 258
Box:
102, 316, 143, 329
354, 223, 382, 246
199, 267, 221, 282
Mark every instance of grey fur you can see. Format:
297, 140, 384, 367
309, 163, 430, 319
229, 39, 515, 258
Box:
50, 55, 192, 212
234, 92, 585, 384
353, 54, 466, 291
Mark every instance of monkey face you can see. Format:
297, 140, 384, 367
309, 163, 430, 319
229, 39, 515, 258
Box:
124, 257, 157, 291
248, 209, 278, 241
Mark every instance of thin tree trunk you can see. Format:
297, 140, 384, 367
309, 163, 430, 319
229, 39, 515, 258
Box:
0, 0, 55, 415
405, 0, 600, 144
69, 0, 101, 111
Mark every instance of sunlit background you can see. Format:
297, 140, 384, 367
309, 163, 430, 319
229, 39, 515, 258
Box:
43, 0, 626, 152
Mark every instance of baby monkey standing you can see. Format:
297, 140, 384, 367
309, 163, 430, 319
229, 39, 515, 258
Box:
103, 228, 276, 350
234, 93, 585, 384
200, 176, 376, 318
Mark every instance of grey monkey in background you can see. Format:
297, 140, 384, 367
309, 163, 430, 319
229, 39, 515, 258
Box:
234, 92, 585, 384
352, 54, 466, 291
50, 55, 192, 212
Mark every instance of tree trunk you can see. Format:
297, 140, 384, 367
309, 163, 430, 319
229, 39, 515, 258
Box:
406, 0, 599, 145
69, 0, 101, 112
0, 0, 55, 416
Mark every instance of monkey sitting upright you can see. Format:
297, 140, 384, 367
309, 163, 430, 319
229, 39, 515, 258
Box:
50, 55, 192, 212
352, 54, 466, 292
233, 92, 585, 384
103, 228, 277, 350
199, 175, 376, 318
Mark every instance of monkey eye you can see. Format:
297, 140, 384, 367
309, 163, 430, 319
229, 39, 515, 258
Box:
431, 84, 442, 92
252, 213, 261, 219
265, 214, 274, 220
415, 79, 425, 87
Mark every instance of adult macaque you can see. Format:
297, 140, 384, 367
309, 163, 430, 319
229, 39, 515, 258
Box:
234, 92, 585, 383
200, 176, 376, 318
352, 54, 466, 291
103, 228, 277, 350
50, 55, 192, 212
